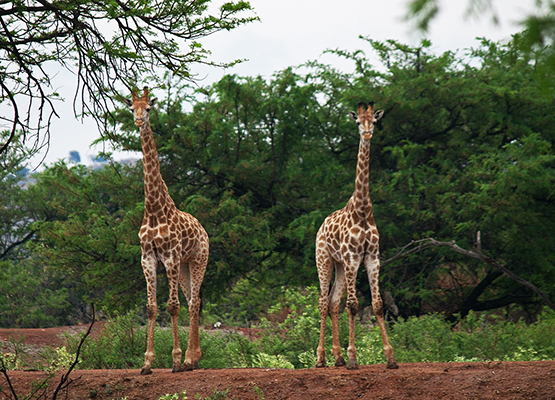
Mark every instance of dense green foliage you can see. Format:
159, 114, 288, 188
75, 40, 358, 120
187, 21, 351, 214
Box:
1, 36, 554, 329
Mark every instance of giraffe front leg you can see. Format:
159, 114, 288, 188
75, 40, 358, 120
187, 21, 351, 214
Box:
345, 292, 359, 370
345, 265, 359, 370
372, 293, 398, 369
141, 252, 157, 375
168, 301, 183, 373
166, 262, 184, 373
316, 289, 329, 368
330, 302, 346, 367
141, 302, 157, 375
315, 245, 333, 368
366, 256, 398, 369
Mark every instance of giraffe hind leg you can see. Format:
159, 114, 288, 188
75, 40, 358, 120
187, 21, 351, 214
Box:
344, 261, 360, 370
179, 260, 192, 304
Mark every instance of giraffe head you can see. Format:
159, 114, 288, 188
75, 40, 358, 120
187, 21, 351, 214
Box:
124, 87, 158, 128
348, 102, 384, 140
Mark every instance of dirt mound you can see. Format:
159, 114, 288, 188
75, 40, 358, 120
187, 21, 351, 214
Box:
3, 361, 555, 399
1, 326, 554, 399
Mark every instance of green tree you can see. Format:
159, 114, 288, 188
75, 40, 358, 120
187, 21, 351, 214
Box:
29, 162, 146, 314
310, 38, 555, 319
4, 37, 554, 327
0, 131, 74, 327
405, 0, 555, 91
0, 130, 33, 262
0, 259, 71, 328
93, 38, 555, 320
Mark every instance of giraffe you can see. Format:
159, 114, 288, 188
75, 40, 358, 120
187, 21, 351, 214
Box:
125, 88, 209, 375
315, 101, 398, 370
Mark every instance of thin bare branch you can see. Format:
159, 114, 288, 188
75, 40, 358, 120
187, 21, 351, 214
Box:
0, 357, 19, 400
51, 304, 96, 400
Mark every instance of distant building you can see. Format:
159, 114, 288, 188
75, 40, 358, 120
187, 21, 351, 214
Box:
68, 151, 81, 163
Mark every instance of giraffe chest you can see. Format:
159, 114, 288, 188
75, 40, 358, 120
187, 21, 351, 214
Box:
321, 211, 379, 260
139, 211, 203, 260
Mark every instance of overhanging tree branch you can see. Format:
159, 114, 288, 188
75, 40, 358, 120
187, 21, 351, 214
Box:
0, 0, 257, 158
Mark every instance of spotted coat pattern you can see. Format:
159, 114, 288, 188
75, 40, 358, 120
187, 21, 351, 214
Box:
315, 102, 398, 370
126, 88, 209, 375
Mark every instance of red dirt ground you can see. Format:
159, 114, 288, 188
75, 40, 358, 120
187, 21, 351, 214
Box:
2, 326, 555, 400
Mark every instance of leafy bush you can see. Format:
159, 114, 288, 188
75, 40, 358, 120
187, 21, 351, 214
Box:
198, 330, 258, 369
356, 327, 387, 365
390, 309, 555, 363
66, 310, 145, 369
255, 286, 362, 368
252, 353, 294, 369
54, 291, 555, 370
452, 310, 555, 362
391, 313, 459, 362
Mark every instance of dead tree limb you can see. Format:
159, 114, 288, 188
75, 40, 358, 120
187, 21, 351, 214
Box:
381, 238, 437, 267
382, 232, 555, 312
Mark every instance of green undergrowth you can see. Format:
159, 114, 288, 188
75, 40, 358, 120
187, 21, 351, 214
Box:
2, 287, 554, 372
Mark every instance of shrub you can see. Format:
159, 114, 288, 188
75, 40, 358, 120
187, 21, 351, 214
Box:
199, 330, 258, 369
390, 313, 457, 362
66, 310, 145, 369
57, 291, 555, 370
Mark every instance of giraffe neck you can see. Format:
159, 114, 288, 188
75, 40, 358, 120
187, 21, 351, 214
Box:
351, 137, 373, 218
140, 123, 174, 209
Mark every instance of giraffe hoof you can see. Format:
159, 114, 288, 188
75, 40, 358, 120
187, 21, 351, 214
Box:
315, 361, 327, 368
335, 357, 346, 367
347, 359, 358, 370
181, 362, 198, 371
140, 368, 152, 375
387, 361, 399, 369
171, 365, 183, 373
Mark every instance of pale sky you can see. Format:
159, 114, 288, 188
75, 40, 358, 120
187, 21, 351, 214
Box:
29, 0, 536, 168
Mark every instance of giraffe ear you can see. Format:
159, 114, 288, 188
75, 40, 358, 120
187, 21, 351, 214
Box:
348, 111, 358, 121
374, 109, 384, 121
149, 97, 158, 107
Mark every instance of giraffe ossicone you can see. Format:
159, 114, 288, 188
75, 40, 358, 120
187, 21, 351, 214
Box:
126, 87, 209, 375
315, 101, 398, 370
